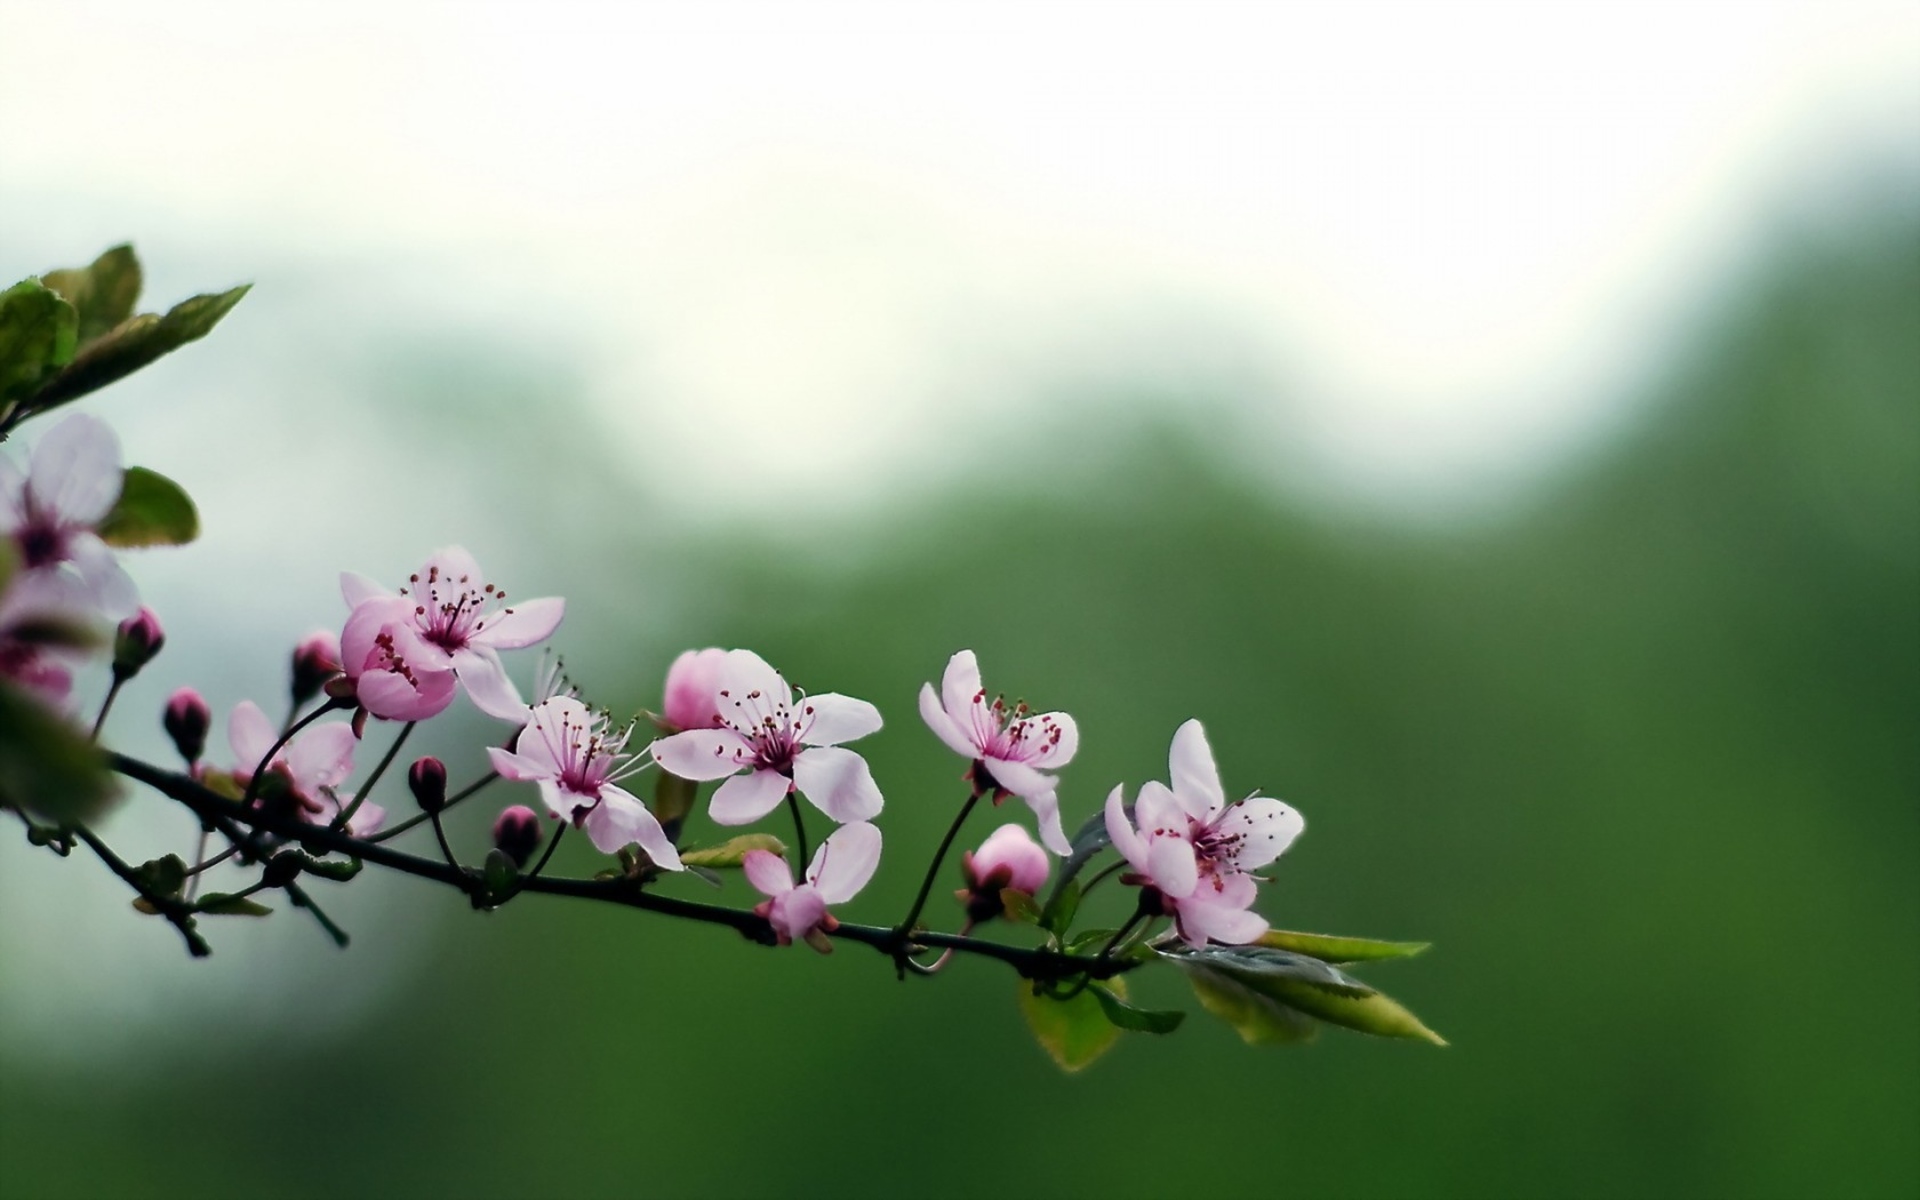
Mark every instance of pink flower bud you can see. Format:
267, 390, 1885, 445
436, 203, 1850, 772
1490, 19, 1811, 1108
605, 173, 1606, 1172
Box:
290, 629, 343, 706
492, 805, 543, 868
660, 647, 726, 732
163, 686, 211, 764
408, 756, 448, 813
959, 823, 1051, 921
112, 607, 165, 677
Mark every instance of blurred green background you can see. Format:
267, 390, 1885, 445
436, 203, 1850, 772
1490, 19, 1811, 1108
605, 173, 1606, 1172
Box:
0, 192, 1914, 1198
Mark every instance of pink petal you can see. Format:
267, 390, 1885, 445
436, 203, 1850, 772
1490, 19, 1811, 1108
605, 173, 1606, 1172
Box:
651, 728, 753, 782
918, 683, 978, 758
715, 649, 790, 714
582, 786, 682, 869
487, 746, 552, 784
791, 746, 882, 822
356, 667, 456, 722
227, 701, 278, 772
339, 598, 412, 676
1168, 719, 1226, 820
939, 650, 983, 732
287, 722, 356, 792
63, 536, 138, 619
421, 546, 484, 586
1215, 797, 1304, 871
1024, 710, 1079, 769
535, 781, 576, 822
742, 848, 795, 898
473, 595, 564, 651
709, 768, 790, 825
1147, 832, 1199, 899
452, 647, 526, 720
808, 820, 881, 903
767, 885, 829, 943
797, 692, 882, 747
340, 571, 390, 609
981, 756, 1052, 800
344, 801, 386, 838
27, 413, 122, 526
662, 647, 726, 730
1177, 894, 1268, 947
1103, 785, 1146, 870
1133, 781, 1187, 838
1022, 789, 1071, 856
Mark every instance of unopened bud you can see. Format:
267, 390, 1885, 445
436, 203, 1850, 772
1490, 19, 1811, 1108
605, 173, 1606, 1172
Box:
162, 686, 211, 764
408, 756, 448, 814
112, 607, 165, 678
492, 805, 543, 869
660, 647, 726, 732
959, 824, 1051, 921
262, 851, 305, 888
290, 629, 343, 706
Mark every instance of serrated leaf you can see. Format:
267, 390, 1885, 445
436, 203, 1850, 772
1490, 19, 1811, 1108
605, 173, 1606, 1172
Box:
40, 245, 143, 344
1258, 929, 1431, 964
97, 466, 198, 548
0, 280, 78, 407
24, 284, 249, 413
195, 892, 273, 917
679, 833, 786, 869
1090, 982, 1186, 1034
1160, 944, 1446, 1045
0, 682, 118, 825
999, 887, 1043, 925
1183, 963, 1320, 1045
1040, 876, 1081, 935
1018, 980, 1123, 1073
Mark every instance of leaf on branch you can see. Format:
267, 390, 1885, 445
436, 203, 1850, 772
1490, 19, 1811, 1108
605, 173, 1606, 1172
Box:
1090, 982, 1186, 1034
21, 283, 250, 414
1018, 980, 1123, 1073
1257, 929, 1431, 964
0, 683, 119, 825
0, 279, 78, 409
133, 854, 188, 899
1159, 944, 1446, 1046
679, 833, 786, 869
999, 887, 1043, 925
39, 245, 143, 344
1041, 806, 1116, 913
1040, 876, 1081, 935
1182, 962, 1320, 1045
195, 892, 274, 917
291, 854, 363, 883
97, 466, 199, 548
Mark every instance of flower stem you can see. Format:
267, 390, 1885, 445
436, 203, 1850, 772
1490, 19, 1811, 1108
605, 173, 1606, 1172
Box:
429, 808, 460, 870
89, 677, 125, 741
70, 822, 209, 957
498, 821, 567, 904
331, 721, 414, 833
785, 793, 810, 872
895, 790, 980, 942
364, 771, 499, 844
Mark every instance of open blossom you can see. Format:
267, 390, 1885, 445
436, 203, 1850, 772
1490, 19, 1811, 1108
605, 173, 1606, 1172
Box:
488, 696, 682, 869
649, 649, 883, 825
743, 821, 882, 949
227, 700, 381, 835
1104, 719, 1304, 948
0, 568, 99, 708
0, 412, 137, 618
659, 646, 726, 732
341, 547, 564, 721
919, 650, 1078, 854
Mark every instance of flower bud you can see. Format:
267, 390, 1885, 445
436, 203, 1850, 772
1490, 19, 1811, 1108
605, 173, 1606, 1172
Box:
111, 607, 165, 678
492, 805, 543, 869
958, 824, 1051, 922
660, 647, 725, 732
162, 686, 211, 764
290, 629, 343, 706
408, 756, 448, 814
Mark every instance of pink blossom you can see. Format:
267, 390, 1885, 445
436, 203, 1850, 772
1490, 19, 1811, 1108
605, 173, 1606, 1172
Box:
488, 696, 682, 869
340, 547, 564, 721
660, 646, 726, 732
963, 823, 1051, 897
492, 804, 543, 868
163, 686, 211, 764
918, 649, 1078, 854
0, 413, 137, 618
339, 602, 458, 722
0, 568, 101, 708
1104, 719, 1304, 949
290, 629, 342, 703
227, 700, 381, 835
743, 821, 882, 949
649, 649, 883, 826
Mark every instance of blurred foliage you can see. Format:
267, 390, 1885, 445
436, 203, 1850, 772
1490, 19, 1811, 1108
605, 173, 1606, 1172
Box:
2, 205, 1917, 1199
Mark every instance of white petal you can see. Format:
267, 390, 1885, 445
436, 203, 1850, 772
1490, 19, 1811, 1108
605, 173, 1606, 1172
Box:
1103, 785, 1146, 870
767, 886, 829, 943
1133, 781, 1187, 837
715, 648, 790, 713
340, 571, 390, 608
742, 848, 795, 898
1023, 789, 1071, 856
420, 546, 484, 587
1168, 719, 1226, 820
1147, 833, 1199, 899
650, 729, 753, 781
1024, 710, 1079, 769
287, 722, 356, 792
1177, 894, 1268, 946
1215, 798, 1305, 871
797, 692, 882, 746
28, 413, 122, 526
981, 756, 1052, 800
452, 647, 526, 720
940, 650, 984, 734
709, 768, 790, 825
591, 785, 682, 870
535, 781, 576, 822
918, 682, 978, 757
487, 746, 553, 784
809, 820, 882, 903
792, 746, 882, 822
63, 536, 138, 619
227, 701, 278, 771
474, 595, 564, 650
0, 453, 25, 527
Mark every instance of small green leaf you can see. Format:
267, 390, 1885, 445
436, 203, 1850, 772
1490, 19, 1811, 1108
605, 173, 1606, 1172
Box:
40, 245, 143, 344
133, 854, 188, 899
1065, 927, 1119, 956
1090, 983, 1186, 1034
1258, 929, 1431, 964
1040, 876, 1081, 935
0, 279, 78, 407
1018, 981, 1123, 1073
1041, 806, 1115, 912
679, 833, 787, 869
296, 856, 363, 883
1183, 963, 1319, 1045
195, 892, 273, 917
1161, 944, 1446, 1046
652, 768, 698, 836
999, 887, 1043, 925
0, 682, 118, 825
24, 283, 249, 413
97, 466, 198, 548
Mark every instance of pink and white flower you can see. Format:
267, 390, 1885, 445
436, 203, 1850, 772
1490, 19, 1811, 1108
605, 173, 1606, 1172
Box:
919, 649, 1078, 854
743, 821, 882, 950
488, 696, 682, 869
962, 823, 1051, 898
659, 646, 726, 732
1104, 719, 1304, 948
227, 699, 380, 835
0, 412, 137, 617
339, 603, 458, 722
649, 649, 883, 825
0, 567, 99, 708
340, 547, 564, 722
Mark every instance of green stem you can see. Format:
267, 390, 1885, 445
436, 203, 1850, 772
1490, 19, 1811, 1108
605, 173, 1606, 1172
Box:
242, 696, 353, 809
70, 823, 209, 957
785, 793, 811, 872
895, 790, 980, 942
367, 771, 499, 844
332, 721, 414, 833
90, 676, 125, 741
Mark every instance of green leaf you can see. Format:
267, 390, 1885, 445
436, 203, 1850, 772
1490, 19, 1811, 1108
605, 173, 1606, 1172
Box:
1160, 945, 1446, 1046
1018, 980, 1123, 1073
1064, 927, 1119, 956
1182, 962, 1320, 1045
1258, 929, 1431, 964
40, 245, 143, 344
679, 833, 786, 869
999, 887, 1043, 925
0, 279, 78, 407
1090, 982, 1186, 1034
24, 283, 250, 413
483, 848, 518, 895
1040, 876, 1081, 935
195, 892, 273, 917
97, 466, 198, 548
1040, 806, 1115, 913
0, 682, 119, 826
652, 769, 699, 837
